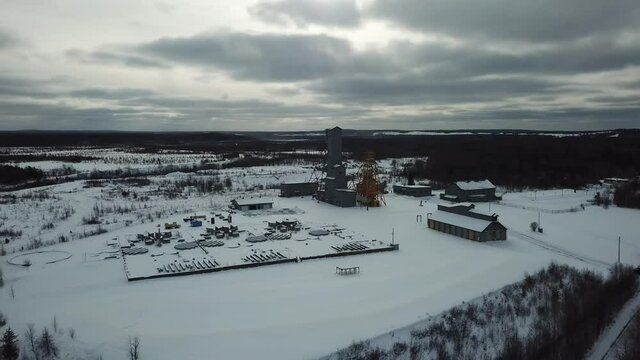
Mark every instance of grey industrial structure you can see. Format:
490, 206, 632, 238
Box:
230, 199, 273, 211
316, 127, 356, 207
428, 203, 507, 242
440, 180, 502, 202
393, 184, 432, 197
280, 182, 318, 197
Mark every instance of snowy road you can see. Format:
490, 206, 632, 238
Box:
585, 289, 640, 360
510, 230, 612, 269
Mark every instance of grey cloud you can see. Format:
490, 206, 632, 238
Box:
397, 38, 640, 79
135, 32, 391, 81
68, 88, 156, 99
365, 106, 640, 130
0, 76, 60, 99
0, 27, 21, 49
66, 49, 169, 68
370, 0, 640, 42
249, 0, 360, 28
0, 75, 370, 130
269, 86, 302, 96
309, 73, 562, 105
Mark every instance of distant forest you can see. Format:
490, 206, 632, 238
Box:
344, 132, 640, 190
1, 130, 640, 190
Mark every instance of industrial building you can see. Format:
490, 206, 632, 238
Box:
230, 198, 273, 211
440, 180, 502, 202
393, 184, 432, 197
280, 182, 318, 197
427, 203, 507, 242
316, 127, 356, 207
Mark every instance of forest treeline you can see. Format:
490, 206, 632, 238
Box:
0, 165, 44, 185
2, 130, 640, 190
614, 180, 640, 209
329, 263, 638, 360
376, 133, 640, 189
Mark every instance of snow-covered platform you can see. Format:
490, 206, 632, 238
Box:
121, 210, 398, 281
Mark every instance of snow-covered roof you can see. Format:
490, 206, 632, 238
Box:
394, 184, 431, 189
282, 181, 316, 185
232, 198, 273, 206
455, 180, 495, 190
429, 211, 496, 232
439, 202, 473, 208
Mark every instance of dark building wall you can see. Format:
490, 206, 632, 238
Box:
427, 218, 507, 242
393, 185, 432, 197
280, 182, 317, 197
441, 184, 499, 202
335, 190, 356, 207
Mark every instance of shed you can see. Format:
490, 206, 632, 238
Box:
440, 180, 501, 202
230, 198, 274, 211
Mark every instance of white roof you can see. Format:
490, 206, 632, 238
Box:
395, 184, 431, 189
429, 211, 494, 232
233, 198, 273, 206
456, 180, 495, 190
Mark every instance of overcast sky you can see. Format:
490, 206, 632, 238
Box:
0, 0, 639, 131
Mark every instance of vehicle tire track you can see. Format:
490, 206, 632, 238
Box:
510, 230, 612, 268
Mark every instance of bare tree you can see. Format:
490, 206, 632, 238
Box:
25, 324, 39, 360
0, 265, 4, 288
37, 327, 57, 359
128, 336, 141, 360
51, 317, 57, 334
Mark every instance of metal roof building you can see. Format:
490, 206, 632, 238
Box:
427, 203, 507, 242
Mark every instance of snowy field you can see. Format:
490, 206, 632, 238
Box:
1, 167, 639, 359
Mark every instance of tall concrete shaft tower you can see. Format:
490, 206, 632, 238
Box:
326, 126, 342, 169
316, 126, 356, 207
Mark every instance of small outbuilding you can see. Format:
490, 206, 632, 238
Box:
440, 180, 501, 202
427, 203, 507, 242
393, 184, 432, 197
280, 182, 317, 197
230, 198, 273, 211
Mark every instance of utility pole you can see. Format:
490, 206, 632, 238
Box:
392, 228, 395, 244
538, 211, 541, 227
618, 236, 621, 264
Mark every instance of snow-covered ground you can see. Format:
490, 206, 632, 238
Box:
2, 175, 639, 359
586, 290, 640, 360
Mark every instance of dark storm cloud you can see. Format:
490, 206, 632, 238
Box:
135, 32, 391, 81
249, 0, 360, 28
370, 0, 640, 42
